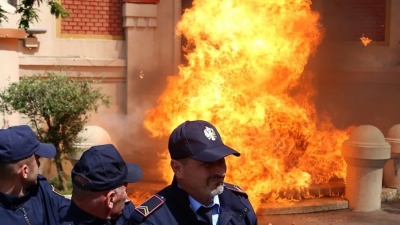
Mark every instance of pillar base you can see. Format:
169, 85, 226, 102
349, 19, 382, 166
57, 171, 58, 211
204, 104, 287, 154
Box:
345, 165, 383, 211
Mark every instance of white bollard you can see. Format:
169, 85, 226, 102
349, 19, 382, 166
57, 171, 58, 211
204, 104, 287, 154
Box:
341, 125, 390, 211
68, 125, 114, 165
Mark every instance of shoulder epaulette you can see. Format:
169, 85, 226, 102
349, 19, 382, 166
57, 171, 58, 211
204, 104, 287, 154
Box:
135, 194, 165, 217
224, 183, 248, 198
51, 185, 64, 197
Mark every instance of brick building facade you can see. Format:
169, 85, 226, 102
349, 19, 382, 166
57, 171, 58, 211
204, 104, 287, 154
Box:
59, 0, 389, 42
60, 0, 124, 36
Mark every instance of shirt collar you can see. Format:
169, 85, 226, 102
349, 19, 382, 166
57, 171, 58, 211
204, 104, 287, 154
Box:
189, 194, 220, 212
177, 183, 221, 212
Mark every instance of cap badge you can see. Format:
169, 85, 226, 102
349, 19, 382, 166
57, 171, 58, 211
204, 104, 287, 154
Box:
204, 126, 217, 141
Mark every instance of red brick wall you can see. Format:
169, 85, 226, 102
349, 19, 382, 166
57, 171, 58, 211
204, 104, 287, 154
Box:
321, 0, 387, 42
123, 0, 159, 2
60, 0, 123, 36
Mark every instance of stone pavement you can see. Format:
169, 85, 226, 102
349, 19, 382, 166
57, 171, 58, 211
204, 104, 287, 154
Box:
258, 199, 400, 225
258, 197, 348, 215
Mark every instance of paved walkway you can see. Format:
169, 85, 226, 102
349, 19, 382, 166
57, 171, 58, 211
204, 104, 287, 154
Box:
258, 200, 400, 225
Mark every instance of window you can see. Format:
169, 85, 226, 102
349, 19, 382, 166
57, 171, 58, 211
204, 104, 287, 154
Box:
7, 0, 17, 7
320, 0, 387, 42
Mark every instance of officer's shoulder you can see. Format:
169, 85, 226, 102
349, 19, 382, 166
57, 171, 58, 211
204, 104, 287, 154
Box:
224, 183, 248, 198
37, 174, 47, 181
36, 175, 67, 198
50, 185, 65, 197
135, 194, 165, 218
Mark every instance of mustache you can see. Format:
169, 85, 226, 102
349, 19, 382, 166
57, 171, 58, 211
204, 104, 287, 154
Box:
207, 175, 225, 181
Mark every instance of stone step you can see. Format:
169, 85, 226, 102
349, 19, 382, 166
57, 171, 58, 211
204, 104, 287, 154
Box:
258, 179, 345, 203
258, 197, 348, 215
258, 188, 398, 215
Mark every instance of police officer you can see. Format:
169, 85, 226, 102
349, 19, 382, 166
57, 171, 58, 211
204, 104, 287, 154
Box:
0, 125, 71, 225
131, 120, 258, 225
60, 144, 143, 225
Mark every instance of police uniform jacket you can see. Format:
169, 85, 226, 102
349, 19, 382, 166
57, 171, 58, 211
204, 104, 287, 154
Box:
131, 179, 258, 225
60, 200, 136, 225
0, 174, 71, 225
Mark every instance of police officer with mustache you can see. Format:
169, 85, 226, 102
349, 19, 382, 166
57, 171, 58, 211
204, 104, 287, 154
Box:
130, 120, 258, 225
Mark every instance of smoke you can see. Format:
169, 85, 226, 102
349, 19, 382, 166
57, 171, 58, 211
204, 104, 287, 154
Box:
90, 111, 162, 153
88, 64, 173, 184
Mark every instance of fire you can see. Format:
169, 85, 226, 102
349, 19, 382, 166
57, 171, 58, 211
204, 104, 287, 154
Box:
360, 35, 372, 46
143, 0, 351, 210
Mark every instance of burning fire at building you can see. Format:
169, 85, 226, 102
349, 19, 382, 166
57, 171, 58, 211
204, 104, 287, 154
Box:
142, 0, 354, 210
0, 0, 396, 221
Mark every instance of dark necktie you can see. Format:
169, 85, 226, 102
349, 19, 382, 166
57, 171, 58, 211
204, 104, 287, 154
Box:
197, 206, 213, 225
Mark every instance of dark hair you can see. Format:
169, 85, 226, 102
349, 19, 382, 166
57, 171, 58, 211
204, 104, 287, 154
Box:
0, 156, 34, 180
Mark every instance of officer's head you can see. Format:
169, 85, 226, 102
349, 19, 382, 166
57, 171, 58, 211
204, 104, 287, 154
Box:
168, 120, 240, 202
0, 125, 56, 193
71, 144, 142, 219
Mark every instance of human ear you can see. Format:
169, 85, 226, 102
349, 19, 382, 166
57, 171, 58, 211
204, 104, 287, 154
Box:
106, 190, 117, 209
21, 164, 29, 179
171, 160, 184, 179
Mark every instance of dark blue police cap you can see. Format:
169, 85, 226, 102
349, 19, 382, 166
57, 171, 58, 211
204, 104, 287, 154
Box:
72, 144, 142, 192
168, 120, 240, 162
0, 125, 56, 162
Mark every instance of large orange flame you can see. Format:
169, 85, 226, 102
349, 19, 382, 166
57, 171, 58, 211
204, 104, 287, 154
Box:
143, 0, 351, 210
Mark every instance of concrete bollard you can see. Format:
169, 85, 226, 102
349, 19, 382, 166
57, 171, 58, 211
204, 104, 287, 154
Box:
383, 124, 400, 191
67, 125, 114, 165
341, 125, 391, 211
39, 126, 115, 178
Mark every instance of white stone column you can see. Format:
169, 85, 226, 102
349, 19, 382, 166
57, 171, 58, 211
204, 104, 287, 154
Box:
0, 28, 25, 127
341, 125, 391, 211
122, 1, 164, 184
122, 2, 158, 114
122, 0, 184, 185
